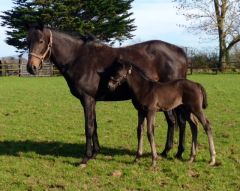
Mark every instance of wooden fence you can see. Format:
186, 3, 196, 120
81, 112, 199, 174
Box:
1, 61, 240, 77
0, 61, 60, 77
187, 66, 240, 75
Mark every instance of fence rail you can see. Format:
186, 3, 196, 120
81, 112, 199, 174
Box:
0, 63, 60, 77
1, 63, 240, 77
188, 66, 240, 75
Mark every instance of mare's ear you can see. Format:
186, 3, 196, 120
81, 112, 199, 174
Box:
119, 55, 123, 60
24, 21, 44, 31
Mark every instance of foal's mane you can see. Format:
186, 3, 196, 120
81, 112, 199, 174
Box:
119, 59, 157, 83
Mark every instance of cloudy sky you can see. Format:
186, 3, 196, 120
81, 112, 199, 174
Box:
0, 0, 217, 57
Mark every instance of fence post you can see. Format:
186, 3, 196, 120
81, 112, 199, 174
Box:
0, 60, 2, 76
18, 55, 22, 77
190, 59, 193, 75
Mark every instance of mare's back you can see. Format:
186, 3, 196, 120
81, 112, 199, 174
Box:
125, 40, 187, 81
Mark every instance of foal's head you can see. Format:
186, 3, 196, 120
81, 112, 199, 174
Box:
108, 58, 132, 91
27, 25, 52, 75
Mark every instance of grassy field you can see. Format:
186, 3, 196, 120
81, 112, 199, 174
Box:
0, 74, 239, 191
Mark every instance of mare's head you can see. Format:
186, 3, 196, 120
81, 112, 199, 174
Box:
108, 57, 132, 91
26, 25, 52, 75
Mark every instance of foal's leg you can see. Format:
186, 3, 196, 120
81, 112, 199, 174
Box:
186, 113, 198, 163
135, 110, 146, 161
147, 110, 158, 167
194, 110, 216, 165
161, 110, 176, 157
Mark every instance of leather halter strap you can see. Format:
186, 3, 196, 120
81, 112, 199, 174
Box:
110, 64, 132, 86
29, 29, 52, 64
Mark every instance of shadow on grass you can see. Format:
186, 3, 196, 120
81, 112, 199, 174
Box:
0, 140, 136, 159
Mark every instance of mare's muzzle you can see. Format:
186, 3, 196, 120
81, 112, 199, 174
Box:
27, 57, 42, 75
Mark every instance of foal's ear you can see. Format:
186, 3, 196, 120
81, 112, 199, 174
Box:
126, 63, 132, 74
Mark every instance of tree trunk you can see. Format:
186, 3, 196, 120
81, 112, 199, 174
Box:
214, 0, 228, 72
219, 38, 229, 71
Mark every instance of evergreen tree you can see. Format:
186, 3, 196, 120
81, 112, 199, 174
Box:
1, 0, 136, 53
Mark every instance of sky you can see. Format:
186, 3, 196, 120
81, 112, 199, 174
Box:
0, 0, 217, 57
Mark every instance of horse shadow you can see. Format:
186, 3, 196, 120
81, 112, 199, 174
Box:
0, 140, 136, 161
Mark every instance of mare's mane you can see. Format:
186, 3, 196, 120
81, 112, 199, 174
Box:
45, 27, 99, 44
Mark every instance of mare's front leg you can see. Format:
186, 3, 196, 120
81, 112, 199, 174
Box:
161, 110, 176, 157
135, 110, 146, 162
92, 108, 100, 159
81, 95, 98, 164
175, 107, 187, 159
146, 110, 158, 167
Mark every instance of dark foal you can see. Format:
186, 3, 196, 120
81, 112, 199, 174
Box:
108, 59, 216, 166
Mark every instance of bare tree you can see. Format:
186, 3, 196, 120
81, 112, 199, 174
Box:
174, 0, 240, 70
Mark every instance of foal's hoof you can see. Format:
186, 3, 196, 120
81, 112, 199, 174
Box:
151, 160, 157, 167
79, 163, 87, 169
134, 153, 142, 163
188, 159, 194, 164
151, 155, 160, 167
188, 156, 196, 163
209, 158, 216, 166
134, 157, 141, 163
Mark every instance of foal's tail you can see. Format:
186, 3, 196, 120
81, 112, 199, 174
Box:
198, 83, 208, 109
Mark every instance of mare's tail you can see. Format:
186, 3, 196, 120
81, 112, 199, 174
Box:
198, 83, 208, 109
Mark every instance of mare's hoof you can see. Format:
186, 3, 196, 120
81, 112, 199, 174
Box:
175, 155, 183, 160
81, 156, 91, 165
91, 152, 98, 159
175, 153, 183, 160
160, 151, 168, 158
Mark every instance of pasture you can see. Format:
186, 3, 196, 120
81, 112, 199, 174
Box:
0, 74, 239, 190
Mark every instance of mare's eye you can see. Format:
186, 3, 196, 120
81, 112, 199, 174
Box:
39, 39, 44, 43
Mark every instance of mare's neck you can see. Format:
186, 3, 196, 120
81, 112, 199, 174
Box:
49, 30, 84, 73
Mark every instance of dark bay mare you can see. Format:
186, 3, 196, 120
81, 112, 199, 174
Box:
26, 26, 188, 164
108, 58, 216, 166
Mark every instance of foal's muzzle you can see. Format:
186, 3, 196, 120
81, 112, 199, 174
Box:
108, 80, 118, 91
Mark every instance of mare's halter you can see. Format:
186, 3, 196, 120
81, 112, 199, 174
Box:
29, 29, 53, 68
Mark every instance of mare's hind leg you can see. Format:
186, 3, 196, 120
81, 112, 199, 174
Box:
175, 107, 187, 159
161, 110, 176, 157
146, 110, 158, 167
194, 110, 216, 165
135, 110, 146, 162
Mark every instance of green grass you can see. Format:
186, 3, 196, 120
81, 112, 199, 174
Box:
0, 75, 239, 191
